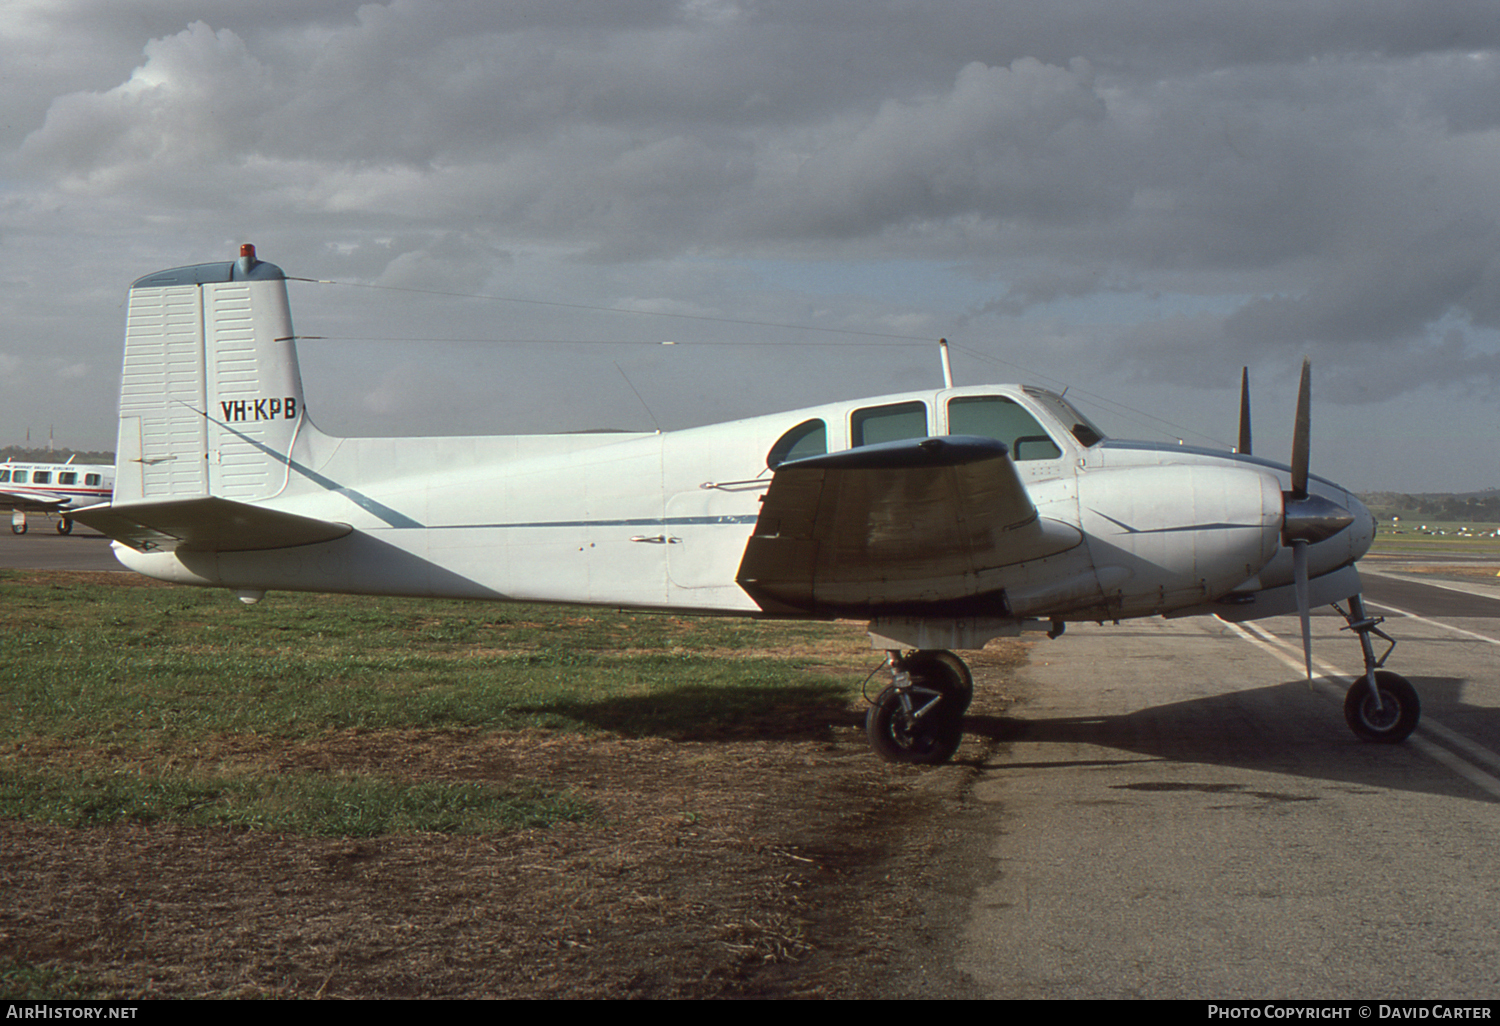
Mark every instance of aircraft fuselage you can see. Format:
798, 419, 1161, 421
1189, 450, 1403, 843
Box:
112, 380, 1374, 633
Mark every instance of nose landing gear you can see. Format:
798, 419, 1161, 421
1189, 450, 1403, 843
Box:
1335, 594, 1419, 743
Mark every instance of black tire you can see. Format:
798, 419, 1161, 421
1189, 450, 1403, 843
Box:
1344, 671, 1420, 743
866, 685, 964, 764
10, 521, 24, 535
865, 654, 968, 765
57, 518, 73, 535
904, 650, 974, 712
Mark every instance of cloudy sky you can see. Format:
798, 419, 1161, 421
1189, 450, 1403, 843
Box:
3, 0, 1499, 492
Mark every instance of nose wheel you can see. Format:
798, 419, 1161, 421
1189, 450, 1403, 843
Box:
1344, 670, 1420, 743
1335, 594, 1419, 743
865, 650, 972, 765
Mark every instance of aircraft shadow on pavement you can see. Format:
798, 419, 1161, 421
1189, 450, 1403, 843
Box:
959, 674, 1500, 803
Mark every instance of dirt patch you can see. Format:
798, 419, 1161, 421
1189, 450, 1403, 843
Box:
0, 647, 1025, 999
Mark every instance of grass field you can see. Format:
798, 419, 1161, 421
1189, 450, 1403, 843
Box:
0, 571, 871, 838
5, 571, 955, 998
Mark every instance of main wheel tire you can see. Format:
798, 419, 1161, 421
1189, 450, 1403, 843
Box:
866, 684, 964, 764
903, 650, 974, 713
866, 654, 969, 765
57, 518, 73, 535
1344, 671, 1420, 743
10, 521, 25, 535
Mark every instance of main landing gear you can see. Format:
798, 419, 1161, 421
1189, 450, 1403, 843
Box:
7, 514, 73, 535
1336, 594, 1419, 743
863, 595, 1417, 763
866, 650, 974, 765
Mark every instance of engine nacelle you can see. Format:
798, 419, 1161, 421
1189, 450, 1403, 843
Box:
1077, 464, 1283, 618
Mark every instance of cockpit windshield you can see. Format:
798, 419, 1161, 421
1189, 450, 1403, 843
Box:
947, 395, 1061, 460
1022, 387, 1106, 448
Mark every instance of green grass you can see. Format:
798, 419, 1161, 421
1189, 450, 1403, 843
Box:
0, 572, 868, 837
0, 958, 101, 1000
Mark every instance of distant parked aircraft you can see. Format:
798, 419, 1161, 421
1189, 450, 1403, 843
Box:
1, 457, 114, 534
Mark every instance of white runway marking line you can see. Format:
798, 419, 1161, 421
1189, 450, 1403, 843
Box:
1224, 619, 1500, 800
1364, 598, 1500, 647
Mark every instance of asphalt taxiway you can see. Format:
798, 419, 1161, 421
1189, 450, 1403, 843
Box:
956, 567, 1500, 999
0, 524, 120, 571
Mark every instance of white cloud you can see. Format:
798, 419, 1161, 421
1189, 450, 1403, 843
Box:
19, 23, 272, 185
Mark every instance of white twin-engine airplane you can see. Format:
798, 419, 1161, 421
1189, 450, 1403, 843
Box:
2, 457, 114, 535
76, 245, 1416, 764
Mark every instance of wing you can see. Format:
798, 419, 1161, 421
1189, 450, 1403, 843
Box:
736, 435, 1081, 615
71, 496, 351, 553
0, 490, 68, 512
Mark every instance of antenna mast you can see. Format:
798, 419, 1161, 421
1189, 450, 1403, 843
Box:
938, 338, 954, 388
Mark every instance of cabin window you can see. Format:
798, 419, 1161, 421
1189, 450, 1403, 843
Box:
0, 470, 8, 483
59, 472, 76, 485
851, 401, 928, 447
948, 395, 1062, 461
85, 474, 101, 487
32, 471, 51, 485
10, 471, 25, 484
767, 418, 828, 468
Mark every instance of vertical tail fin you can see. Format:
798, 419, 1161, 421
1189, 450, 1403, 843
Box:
114, 244, 311, 505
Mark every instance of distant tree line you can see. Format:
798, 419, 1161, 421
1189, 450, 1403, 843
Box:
1, 446, 115, 465
1363, 491, 1500, 523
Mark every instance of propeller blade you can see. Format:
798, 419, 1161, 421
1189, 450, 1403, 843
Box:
1289, 358, 1311, 497
1279, 358, 1334, 680
1280, 359, 1354, 546
1292, 539, 1312, 680
1238, 367, 1252, 456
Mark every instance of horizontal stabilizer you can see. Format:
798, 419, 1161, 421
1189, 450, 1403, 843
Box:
737, 435, 1082, 614
72, 496, 351, 553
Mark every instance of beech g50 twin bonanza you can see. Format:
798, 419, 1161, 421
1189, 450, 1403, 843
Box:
1, 457, 113, 535
75, 245, 1415, 764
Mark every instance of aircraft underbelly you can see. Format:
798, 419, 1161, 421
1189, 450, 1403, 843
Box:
119, 524, 675, 607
